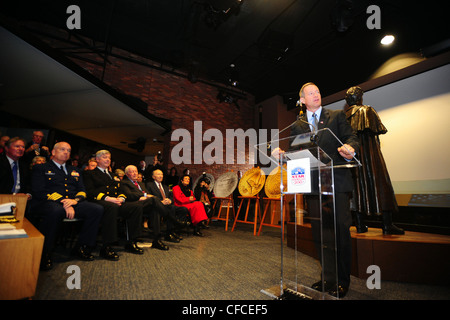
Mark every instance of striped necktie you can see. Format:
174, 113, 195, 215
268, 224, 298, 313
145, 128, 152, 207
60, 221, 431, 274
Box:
133, 181, 142, 191
11, 161, 18, 193
158, 183, 166, 199
312, 113, 319, 132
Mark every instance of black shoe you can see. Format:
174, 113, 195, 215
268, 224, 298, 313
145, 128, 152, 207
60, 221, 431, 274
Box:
100, 246, 120, 261
125, 242, 144, 254
71, 245, 94, 261
193, 229, 204, 237
152, 239, 169, 251
40, 253, 53, 271
328, 285, 349, 298
173, 232, 183, 241
382, 224, 405, 235
199, 220, 209, 229
356, 224, 368, 233
311, 280, 334, 292
164, 233, 180, 243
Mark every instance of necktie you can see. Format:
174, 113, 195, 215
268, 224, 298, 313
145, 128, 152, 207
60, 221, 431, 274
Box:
11, 161, 18, 193
312, 113, 319, 132
158, 183, 166, 199
60, 165, 67, 175
104, 170, 111, 179
133, 181, 142, 191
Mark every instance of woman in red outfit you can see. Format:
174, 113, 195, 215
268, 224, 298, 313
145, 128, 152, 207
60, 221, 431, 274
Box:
172, 174, 208, 236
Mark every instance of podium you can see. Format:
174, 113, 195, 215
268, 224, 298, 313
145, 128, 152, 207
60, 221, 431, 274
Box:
257, 128, 360, 300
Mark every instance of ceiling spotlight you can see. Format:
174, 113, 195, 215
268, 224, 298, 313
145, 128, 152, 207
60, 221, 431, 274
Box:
381, 35, 395, 45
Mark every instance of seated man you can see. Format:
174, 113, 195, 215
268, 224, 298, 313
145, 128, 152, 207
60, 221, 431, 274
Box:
146, 169, 190, 241
82, 150, 144, 260
0, 137, 30, 196
31, 142, 103, 270
120, 165, 179, 250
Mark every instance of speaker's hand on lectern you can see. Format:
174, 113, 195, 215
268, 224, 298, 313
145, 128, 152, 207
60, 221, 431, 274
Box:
338, 144, 355, 160
271, 147, 285, 160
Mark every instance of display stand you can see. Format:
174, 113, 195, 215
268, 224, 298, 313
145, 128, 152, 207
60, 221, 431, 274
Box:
232, 195, 261, 235
257, 129, 360, 300
258, 197, 288, 240
211, 195, 235, 231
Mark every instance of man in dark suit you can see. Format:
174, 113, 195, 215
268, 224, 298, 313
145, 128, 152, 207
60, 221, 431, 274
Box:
274, 82, 358, 298
0, 137, 30, 196
146, 168, 190, 240
82, 150, 144, 259
31, 142, 103, 270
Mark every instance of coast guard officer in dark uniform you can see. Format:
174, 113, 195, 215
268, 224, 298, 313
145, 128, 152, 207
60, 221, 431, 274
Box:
31, 142, 103, 270
82, 149, 144, 258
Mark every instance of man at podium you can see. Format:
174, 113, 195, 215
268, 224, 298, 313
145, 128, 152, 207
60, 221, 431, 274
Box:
274, 82, 358, 298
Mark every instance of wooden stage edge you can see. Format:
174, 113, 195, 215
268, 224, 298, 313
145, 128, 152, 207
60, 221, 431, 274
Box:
286, 222, 450, 286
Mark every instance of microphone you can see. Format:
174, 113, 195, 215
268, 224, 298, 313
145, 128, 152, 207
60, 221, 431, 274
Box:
296, 108, 318, 143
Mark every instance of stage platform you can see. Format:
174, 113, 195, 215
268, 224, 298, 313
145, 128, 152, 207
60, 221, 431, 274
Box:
286, 222, 450, 286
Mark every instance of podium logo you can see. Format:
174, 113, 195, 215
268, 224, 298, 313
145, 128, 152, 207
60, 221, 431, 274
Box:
290, 167, 306, 186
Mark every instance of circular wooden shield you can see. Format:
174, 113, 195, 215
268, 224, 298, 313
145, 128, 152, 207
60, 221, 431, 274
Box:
264, 165, 287, 199
238, 167, 266, 197
192, 173, 215, 192
213, 171, 238, 198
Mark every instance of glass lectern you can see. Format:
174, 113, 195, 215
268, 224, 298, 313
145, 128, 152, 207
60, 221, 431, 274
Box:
257, 129, 360, 300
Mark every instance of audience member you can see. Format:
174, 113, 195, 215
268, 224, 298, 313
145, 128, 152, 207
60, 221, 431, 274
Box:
147, 169, 190, 242
0, 135, 10, 155
172, 174, 208, 236
30, 155, 46, 169
194, 176, 214, 218
24, 130, 50, 163
84, 158, 97, 171
137, 160, 146, 176
0, 137, 30, 196
144, 153, 164, 182
83, 150, 145, 260
31, 142, 103, 270
166, 166, 179, 189
114, 168, 125, 180
120, 165, 185, 249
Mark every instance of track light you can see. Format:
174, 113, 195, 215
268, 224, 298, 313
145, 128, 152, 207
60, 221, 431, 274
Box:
381, 35, 395, 45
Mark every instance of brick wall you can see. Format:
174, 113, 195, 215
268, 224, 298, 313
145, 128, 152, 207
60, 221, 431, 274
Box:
36, 25, 257, 181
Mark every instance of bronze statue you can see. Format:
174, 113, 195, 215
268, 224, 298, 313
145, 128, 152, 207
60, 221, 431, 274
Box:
345, 86, 404, 235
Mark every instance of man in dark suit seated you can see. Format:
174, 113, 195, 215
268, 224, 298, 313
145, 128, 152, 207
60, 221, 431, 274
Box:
122, 165, 187, 249
0, 137, 30, 197
31, 142, 103, 270
146, 168, 190, 241
82, 150, 144, 259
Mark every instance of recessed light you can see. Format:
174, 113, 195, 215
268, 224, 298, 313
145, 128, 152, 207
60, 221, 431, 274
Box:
381, 35, 395, 45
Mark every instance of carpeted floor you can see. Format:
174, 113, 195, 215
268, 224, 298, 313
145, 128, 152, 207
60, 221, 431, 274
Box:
34, 221, 450, 301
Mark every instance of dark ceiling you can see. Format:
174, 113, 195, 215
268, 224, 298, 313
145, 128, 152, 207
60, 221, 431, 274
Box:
1, 0, 449, 103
